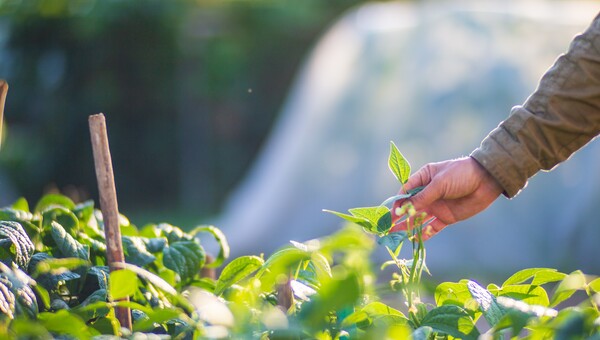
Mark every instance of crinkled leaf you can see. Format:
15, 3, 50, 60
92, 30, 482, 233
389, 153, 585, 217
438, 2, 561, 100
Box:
156, 223, 192, 244
0, 263, 38, 319
122, 236, 156, 267
34, 194, 75, 213
467, 280, 506, 327
28, 253, 86, 292
0, 221, 34, 270
49, 221, 89, 260
109, 269, 138, 300
215, 255, 264, 296
550, 270, 587, 307
389, 141, 411, 184
502, 268, 566, 287
190, 225, 230, 268
420, 305, 480, 340
42, 207, 79, 237
378, 231, 407, 252
163, 241, 205, 283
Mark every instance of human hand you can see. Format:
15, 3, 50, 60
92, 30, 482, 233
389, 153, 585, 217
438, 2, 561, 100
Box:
390, 157, 503, 239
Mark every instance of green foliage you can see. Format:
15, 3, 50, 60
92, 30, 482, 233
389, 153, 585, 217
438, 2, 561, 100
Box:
0, 143, 599, 338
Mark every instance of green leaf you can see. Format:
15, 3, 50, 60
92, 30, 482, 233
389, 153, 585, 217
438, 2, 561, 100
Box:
34, 194, 76, 213
299, 271, 361, 330
163, 241, 206, 283
342, 301, 407, 328
467, 280, 506, 327
588, 277, 600, 293
122, 236, 156, 267
143, 237, 167, 253
214, 255, 264, 295
550, 270, 587, 307
41, 207, 79, 237
38, 310, 96, 338
8, 318, 52, 339
377, 231, 407, 252
115, 262, 177, 296
348, 206, 392, 234
388, 141, 411, 184
323, 209, 367, 225
156, 223, 192, 244
420, 305, 480, 340
133, 308, 183, 332
49, 221, 89, 260
0, 221, 35, 269
10, 198, 30, 212
490, 284, 550, 307
109, 269, 138, 300
190, 225, 230, 268
0, 262, 38, 319
502, 268, 566, 287
411, 326, 434, 340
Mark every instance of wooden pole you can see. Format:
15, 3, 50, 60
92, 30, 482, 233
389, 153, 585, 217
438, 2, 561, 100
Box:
0, 80, 8, 150
88, 113, 132, 330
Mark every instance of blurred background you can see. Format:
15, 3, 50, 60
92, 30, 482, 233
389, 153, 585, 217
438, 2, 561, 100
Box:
1, 0, 599, 280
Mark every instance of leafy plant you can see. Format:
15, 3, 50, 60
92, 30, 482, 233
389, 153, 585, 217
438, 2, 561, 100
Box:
0, 142, 598, 339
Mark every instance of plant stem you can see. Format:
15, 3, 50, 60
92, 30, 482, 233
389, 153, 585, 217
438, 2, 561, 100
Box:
0, 80, 7, 150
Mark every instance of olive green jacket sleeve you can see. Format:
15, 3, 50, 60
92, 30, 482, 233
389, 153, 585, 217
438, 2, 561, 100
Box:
471, 13, 600, 198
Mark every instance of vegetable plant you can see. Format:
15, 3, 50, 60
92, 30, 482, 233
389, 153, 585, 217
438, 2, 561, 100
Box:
0, 142, 598, 339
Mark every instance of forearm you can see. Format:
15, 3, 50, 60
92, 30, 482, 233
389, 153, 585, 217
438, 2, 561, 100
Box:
471, 13, 600, 198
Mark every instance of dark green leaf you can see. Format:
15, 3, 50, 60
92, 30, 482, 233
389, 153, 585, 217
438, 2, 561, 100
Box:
377, 231, 407, 252
49, 221, 89, 260
215, 255, 264, 295
389, 141, 411, 184
411, 326, 434, 340
0, 263, 38, 319
143, 237, 167, 253
156, 223, 192, 244
420, 305, 480, 340
190, 225, 230, 268
0, 221, 34, 269
122, 236, 156, 267
41, 207, 79, 237
163, 241, 205, 283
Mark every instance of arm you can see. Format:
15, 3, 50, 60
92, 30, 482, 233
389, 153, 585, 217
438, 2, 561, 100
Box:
392, 13, 600, 237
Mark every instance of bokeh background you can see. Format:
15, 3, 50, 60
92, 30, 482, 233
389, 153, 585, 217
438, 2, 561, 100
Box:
1, 0, 599, 281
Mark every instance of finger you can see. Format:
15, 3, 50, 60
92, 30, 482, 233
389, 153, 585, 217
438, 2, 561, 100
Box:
421, 218, 448, 241
403, 163, 436, 192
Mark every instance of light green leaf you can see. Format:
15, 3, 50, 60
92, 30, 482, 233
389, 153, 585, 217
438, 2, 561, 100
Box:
348, 206, 392, 234
435, 280, 474, 308
502, 268, 566, 287
38, 310, 96, 338
133, 308, 183, 332
489, 284, 550, 307
34, 194, 76, 213
214, 255, 264, 295
550, 270, 587, 307
420, 305, 480, 339
109, 269, 138, 300
389, 141, 411, 184
323, 209, 368, 224
11, 198, 30, 212
588, 277, 600, 293
190, 225, 230, 268
467, 280, 506, 327
163, 241, 206, 283
114, 262, 177, 296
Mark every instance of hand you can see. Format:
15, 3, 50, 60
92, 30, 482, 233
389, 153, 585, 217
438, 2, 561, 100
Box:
390, 157, 504, 239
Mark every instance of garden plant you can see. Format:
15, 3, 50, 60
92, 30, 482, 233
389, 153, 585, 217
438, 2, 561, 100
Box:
0, 142, 598, 339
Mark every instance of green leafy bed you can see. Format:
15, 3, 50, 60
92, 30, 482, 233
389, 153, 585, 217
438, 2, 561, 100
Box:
0, 143, 598, 339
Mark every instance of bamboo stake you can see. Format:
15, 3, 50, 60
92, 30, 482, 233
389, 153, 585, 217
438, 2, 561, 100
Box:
0, 80, 8, 150
88, 113, 132, 331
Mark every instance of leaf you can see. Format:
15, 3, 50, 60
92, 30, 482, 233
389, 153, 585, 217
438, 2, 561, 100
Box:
190, 225, 230, 268
49, 221, 89, 260
10, 198, 30, 212
38, 310, 96, 338
109, 269, 138, 300
156, 223, 192, 244
122, 236, 156, 267
420, 305, 480, 340
377, 231, 407, 252
34, 194, 76, 213
489, 284, 550, 307
114, 262, 177, 296
298, 271, 361, 330
588, 277, 600, 293
467, 280, 506, 327
163, 241, 206, 283
143, 237, 167, 253
388, 141, 411, 184
41, 207, 79, 237
550, 270, 587, 307
0, 262, 38, 319
214, 255, 264, 295
323, 209, 368, 225
411, 326, 434, 340
347, 206, 392, 234
0, 221, 35, 269
133, 308, 184, 332
502, 268, 566, 287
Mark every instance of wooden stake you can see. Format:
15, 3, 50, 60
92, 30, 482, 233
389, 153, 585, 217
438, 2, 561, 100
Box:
88, 113, 132, 330
0, 80, 8, 150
